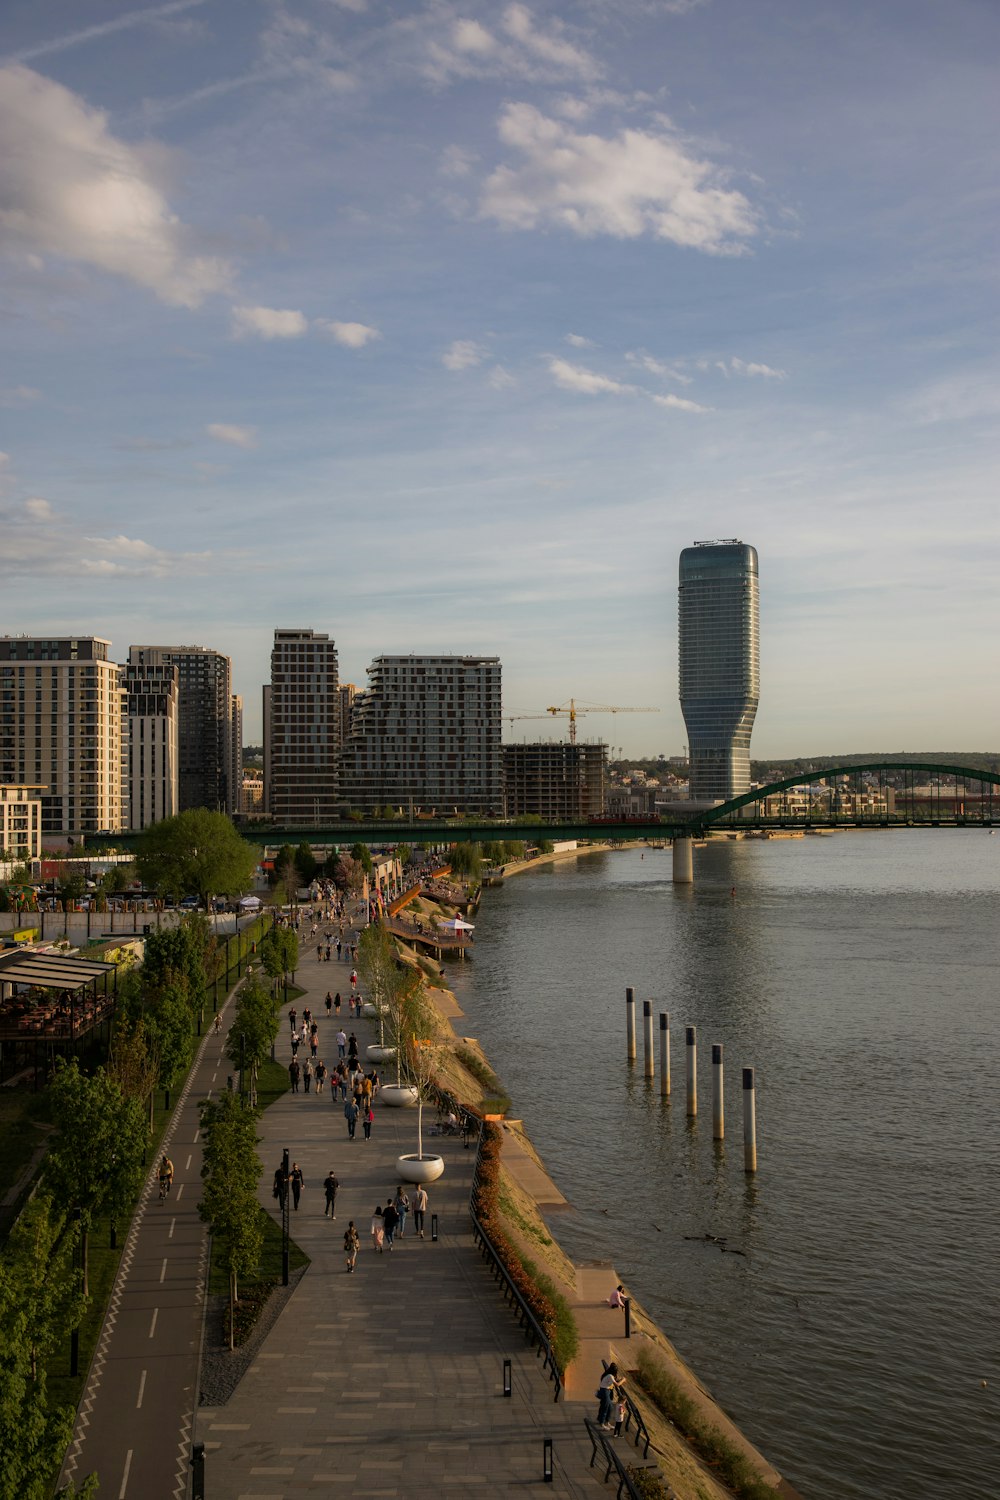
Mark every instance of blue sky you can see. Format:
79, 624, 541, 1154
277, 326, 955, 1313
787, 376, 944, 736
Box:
1, 0, 998, 756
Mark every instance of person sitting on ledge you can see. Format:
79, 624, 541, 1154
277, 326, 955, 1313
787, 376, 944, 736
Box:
608, 1284, 626, 1309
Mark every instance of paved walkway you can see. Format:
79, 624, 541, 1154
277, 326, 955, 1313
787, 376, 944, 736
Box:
197, 933, 610, 1499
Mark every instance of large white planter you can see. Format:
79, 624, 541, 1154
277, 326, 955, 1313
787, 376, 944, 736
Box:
367, 1044, 396, 1063
361, 1003, 378, 1018
379, 1084, 419, 1108
396, 1153, 445, 1183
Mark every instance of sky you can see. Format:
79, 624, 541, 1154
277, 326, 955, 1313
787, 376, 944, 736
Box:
1, 0, 998, 758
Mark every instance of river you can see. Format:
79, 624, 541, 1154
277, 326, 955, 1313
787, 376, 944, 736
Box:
447, 831, 999, 1500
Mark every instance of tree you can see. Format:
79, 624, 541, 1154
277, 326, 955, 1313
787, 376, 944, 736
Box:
135, 809, 257, 909
350, 841, 373, 876
99, 863, 134, 896
333, 854, 362, 894
401, 985, 445, 1163
225, 973, 279, 1105
294, 842, 318, 885
142, 920, 209, 1017
198, 1093, 263, 1350
358, 923, 409, 1065
106, 1021, 160, 1161
145, 980, 195, 1106
449, 842, 482, 880
44, 1062, 146, 1296
258, 926, 299, 997
58, 870, 85, 904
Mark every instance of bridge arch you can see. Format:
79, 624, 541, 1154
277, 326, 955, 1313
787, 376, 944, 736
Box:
699, 761, 1000, 828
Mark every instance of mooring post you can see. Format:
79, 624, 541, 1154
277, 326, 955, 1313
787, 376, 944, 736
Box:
659, 1012, 670, 1096
686, 1025, 697, 1116
712, 1043, 724, 1140
743, 1067, 757, 1172
626, 987, 636, 1062
642, 1000, 654, 1079
672, 836, 693, 884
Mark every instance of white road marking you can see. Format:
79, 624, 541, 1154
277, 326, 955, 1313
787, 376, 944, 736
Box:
148, 1308, 158, 1339
175, 1184, 184, 1200
136, 1371, 146, 1409
194, 1129, 200, 1143
159, 1258, 167, 1284
119, 1448, 133, 1498
185, 1154, 192, 1170
169, 1217, 176, 1238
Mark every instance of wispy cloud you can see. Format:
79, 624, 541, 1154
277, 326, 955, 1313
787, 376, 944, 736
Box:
205, 423, 257, 449
626, 351, 691, 384
650, 392, 711, 414
0, 65, 232, 307
480, 103, 758, 254
3, 0, 207, 64
489, 366, 517, 390
548, 357, 634, 396
565, 333, 594, 348
0, 386, 43, 406
443, 340, 488, 371
714, 357, 787, 379
318, 320, 381, 348
424, 4, 598, 87
232, 305, 309, 339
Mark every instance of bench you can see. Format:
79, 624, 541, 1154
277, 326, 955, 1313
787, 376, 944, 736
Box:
583, 1419, 666, 1499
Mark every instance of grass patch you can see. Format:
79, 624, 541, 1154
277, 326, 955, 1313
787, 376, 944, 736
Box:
255, 1055, 292, 1112
520, 1254, 579, 1371
498, 1178, 552, 1251
208, 1202, 309, 1300
625, 1468, 673, 1499
634, 1345, 782, 1500
454, 1045, 511, 1114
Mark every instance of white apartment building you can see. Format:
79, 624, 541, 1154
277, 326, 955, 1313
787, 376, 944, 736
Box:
0, 784, 43, 862
339, 655, 502, 815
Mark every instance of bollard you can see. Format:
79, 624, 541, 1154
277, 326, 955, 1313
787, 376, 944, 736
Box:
543, 1438, 553, 1483
686, 1026, 697, 1116
642, 1000, 654, 1079
659, 1012, 671, 1097
712, 1044, 724, 1140
431, 1213, 439, 1242
623, 1296, 631, 1339
190, 1441, 206, 1500
503, 1358, 512, 1397
743, 1067, 757, 1172
625, 988, 636, 1062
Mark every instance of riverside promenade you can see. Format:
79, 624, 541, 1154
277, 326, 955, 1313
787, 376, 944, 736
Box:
196, 934, 613, 1499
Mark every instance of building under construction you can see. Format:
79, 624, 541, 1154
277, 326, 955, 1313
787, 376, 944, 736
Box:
503, 741, 607, 821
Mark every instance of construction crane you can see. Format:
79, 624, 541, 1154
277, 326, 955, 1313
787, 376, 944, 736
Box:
507, 699, 659, 745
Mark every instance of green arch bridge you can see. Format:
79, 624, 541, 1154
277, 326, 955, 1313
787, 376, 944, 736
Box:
86, 761, 1000, 853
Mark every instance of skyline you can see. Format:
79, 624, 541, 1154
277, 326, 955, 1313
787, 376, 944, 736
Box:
1, 0, 998, 757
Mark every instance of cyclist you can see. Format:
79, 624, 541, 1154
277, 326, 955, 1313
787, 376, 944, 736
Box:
158, 1155, 174, 1200
213, 1013, 222, 1035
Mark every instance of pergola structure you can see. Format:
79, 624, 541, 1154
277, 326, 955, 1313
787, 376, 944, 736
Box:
0, 950, 119, 1087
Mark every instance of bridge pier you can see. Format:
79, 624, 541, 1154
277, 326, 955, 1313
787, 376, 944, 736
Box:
672, 836, 693, 884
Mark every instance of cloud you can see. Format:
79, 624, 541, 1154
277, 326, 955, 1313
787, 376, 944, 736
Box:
650, 392, 711, 414
0, 500, 211, 579
548, 357, 633, 396
443, 340, 488, 371
232, 305, 308, 339
626, 351, 691, 384
425, 4, 597, 86
205, 423, 257, 448
0, 65, 232, 306
318, 320, 381, 348
0, 386, 42, 406
489, 366, 517, 390
440, 144, 478, 178
480, 104, 758, 254
716, 357, 787, 379
565, 333, 594, 348
23, 497, 55, 521
4, 0, 208, 64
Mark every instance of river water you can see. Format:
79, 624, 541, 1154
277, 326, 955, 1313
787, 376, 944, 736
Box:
447, 832, 999, 1500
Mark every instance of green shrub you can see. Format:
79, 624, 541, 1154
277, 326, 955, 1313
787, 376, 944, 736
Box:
626, 1467, 672, 1499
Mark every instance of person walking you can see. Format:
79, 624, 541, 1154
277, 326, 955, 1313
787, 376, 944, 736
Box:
394, 1185, 410, 1238
412, 1184, 428, 1238
315, 1059, 326, 1095
344, 1220, 360, 1272
290, 1162, 305, 1212
289, 1007, 297, 1034
347, 1033, 359, 1065
302, 1058, 313, 1093
291, 1030, 301, 1058
336, 1028, 347, 1060
323, 1169, 339, 1218
309, 1032, 319, 1061
334, 992, 342, 1017
382, 1197, 399, 1251
370, 1205, 384, 1253
325, 992, 333, 1017
288, 1058, 300, 1094
362, 1103, 374, 1141
336, 938, 342, 961
350, 968, 358, 992
344, 1097, 358, 1139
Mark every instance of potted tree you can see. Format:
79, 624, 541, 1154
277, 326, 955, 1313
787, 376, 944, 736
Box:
357, 924, 398, 1067
396, 987, 444, 1183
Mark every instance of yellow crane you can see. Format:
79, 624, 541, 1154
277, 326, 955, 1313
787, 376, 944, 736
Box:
507, 699, 659, 745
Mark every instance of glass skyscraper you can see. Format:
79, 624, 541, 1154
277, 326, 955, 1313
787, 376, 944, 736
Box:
678, 540, 759, 802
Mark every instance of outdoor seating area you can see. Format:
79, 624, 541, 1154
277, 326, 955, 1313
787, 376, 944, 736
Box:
0, 951, 119, 1081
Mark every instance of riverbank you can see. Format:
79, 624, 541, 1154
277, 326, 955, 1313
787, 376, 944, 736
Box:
409, 865, 799, 1499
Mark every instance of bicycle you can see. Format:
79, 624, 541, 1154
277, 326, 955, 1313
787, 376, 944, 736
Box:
158, 1175, 171, 1201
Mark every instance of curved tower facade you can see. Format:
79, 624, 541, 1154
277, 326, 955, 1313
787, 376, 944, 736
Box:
678, 540, 759, 803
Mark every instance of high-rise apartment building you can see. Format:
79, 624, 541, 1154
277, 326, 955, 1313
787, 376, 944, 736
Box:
0, 637, 125, 838
678, 540, 759, 802
503, 741, 607, 820
128, 645, 235, 814
265, 629, 340, 825
339, 655, 502, 815
230, 693, 243, 819
122, 660, 179, 830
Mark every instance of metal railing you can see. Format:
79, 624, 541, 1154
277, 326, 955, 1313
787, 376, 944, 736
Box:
584, 1418, 667, 1499
469, 1125, 563, 1401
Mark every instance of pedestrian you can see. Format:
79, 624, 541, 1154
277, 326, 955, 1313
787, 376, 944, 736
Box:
310, 1034, 318, 1060
348, 1032, 359, 1064
370, 1205, 384, 1253
323, 1169, 339, 1218
303, 1058, 313, 1093
289, 1007, 297, 1033
334, 992, 342, 1016
272, 1163, 286, 1210
344, 1097, 358, 1139
303, 1006, 312, 1028
350, 969, 358, 991
394, 1185, 410, 1238
290, 1162, 304, 1211
336, 938, 342, 960
315, 1059, 326, 1094
337, 1063, 348, 1100
288, 1058, 300, 1094
325, 992, 333, 1016
336, 1028, 347, 1059
412, 1184, 428, 1238
326, 944, 332, 961
613, 1389, 628, 1438
382, 1197, 399, 1250
597, 1363, 621, 1428
362, 1103, 374, 1141
291, 1031, 301, 1057
344, 1220, 360, 1272
317, 943, 323, 962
